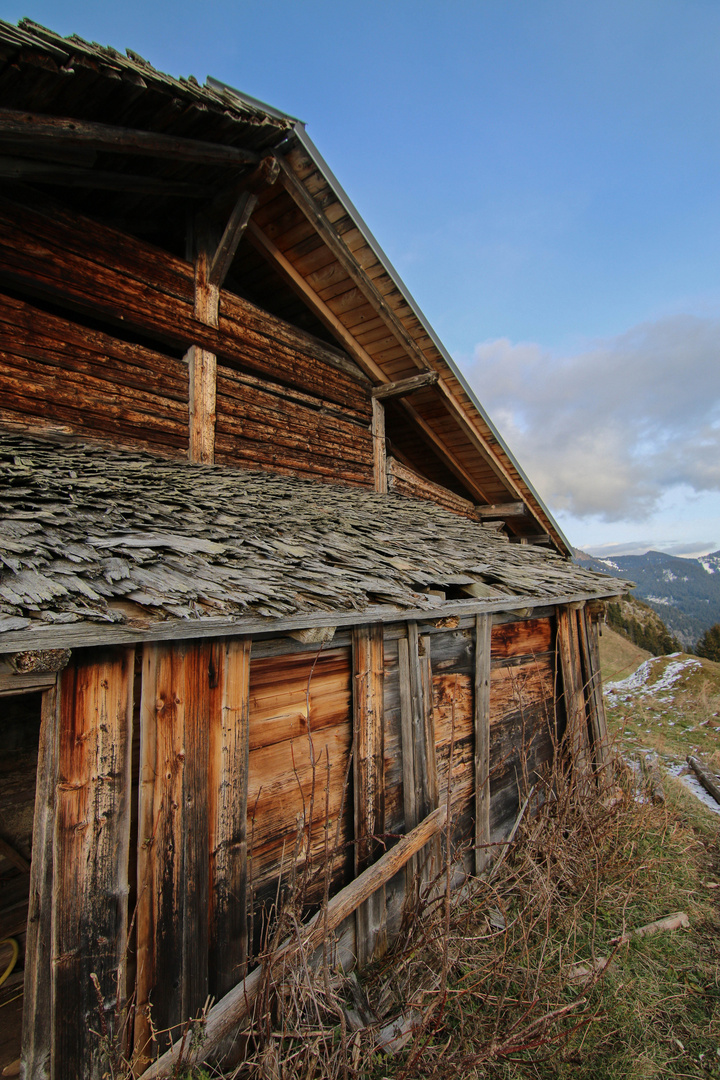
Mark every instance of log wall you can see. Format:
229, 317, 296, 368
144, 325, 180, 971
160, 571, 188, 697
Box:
17, 604, 610, 1078
0, 192, 374, 484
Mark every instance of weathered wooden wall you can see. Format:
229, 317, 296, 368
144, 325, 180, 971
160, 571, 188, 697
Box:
0, 192, 374, 484
246, 647, 354, 954
14, 604, 610, 1078
489, 618, 557, 845
0, 292, 189, 454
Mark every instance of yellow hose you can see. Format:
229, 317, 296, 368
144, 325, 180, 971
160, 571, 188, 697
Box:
0, 938, 19, 989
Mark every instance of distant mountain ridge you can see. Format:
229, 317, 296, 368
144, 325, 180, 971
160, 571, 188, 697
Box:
573, 548, 720, 649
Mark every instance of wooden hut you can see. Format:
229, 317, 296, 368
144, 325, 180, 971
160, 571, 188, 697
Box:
0, 20, 623, 1078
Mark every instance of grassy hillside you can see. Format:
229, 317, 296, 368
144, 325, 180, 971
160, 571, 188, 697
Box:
599, 624, 652, 682
603, 648, 720, 768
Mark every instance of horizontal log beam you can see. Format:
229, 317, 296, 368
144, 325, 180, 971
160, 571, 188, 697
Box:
0, 155, 213, 197
143, 804, 448, 1078
0, 108, 260, 166
372, 371, 439, 400
508, 534, 552, 546
0, 588, 631, 655
687, 755, 720, 806
475, 501, 527, 519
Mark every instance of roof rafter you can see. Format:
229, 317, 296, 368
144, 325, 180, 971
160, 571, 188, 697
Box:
0, 107, 261, 166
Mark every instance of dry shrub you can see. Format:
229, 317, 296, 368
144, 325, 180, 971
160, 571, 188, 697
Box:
212, 743, 629, 1080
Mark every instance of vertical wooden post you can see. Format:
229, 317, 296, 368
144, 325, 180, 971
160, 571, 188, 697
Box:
474, 614, 492, 876
187, 346, 217, 465
22, 686, 60, 1080
407, 623, 432, 821
579, 608, 612, 781
51, 648, 135, 1079
353, 625, 386, 965
399, 623, 440, 898
208, 638, 252, 997
557, 606, 592, 786
398, 636, 417, 833
372, 397, 387, 493
188, 229, 219, 464
135, 641, 214, 1065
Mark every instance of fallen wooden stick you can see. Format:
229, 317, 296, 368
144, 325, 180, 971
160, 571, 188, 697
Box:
687, 755, 720, 806
568, 955, 610, 982
143, 803, 448, 1079
610, 910, 689, 946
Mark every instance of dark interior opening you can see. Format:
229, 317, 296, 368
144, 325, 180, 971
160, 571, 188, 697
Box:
0, 690, 43, 1074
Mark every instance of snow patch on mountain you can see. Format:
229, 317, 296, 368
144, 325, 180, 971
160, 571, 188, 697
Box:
604, 655, 702, 706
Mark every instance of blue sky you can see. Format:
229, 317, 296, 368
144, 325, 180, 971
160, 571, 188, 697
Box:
3, 1, 719, 556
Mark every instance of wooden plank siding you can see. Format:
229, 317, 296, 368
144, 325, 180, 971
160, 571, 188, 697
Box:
53, 648, 135, 1079
135, 639, 253, 1064
16, 609, 610, 1077
488, 618, 557, 846
246, 647, 354, 957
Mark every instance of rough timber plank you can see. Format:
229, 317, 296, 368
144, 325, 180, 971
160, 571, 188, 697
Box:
579, 607, 612, 779
556, 606, 592, 784
372, 397, 387, 494
474, 615, 492, 875
246, 648, 353, 945
208, 638, 252, 999
489, 652, 556, 844
135, 642, 215, 1066
52, 648, 134, 1080
21, 686, 58, 1080
353, 625, 386, 964
187, 345, 217, 464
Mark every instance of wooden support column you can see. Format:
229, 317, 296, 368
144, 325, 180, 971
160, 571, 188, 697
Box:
208, 638, 252, 997
372, 397, 387, 493
352, 625, 386, 965
188, 226, 219, 464
474, 614, 492, 876
399, 623, 439, 897
136, 642, 213, 1065
51, 648, 135, 1079
579, 608, 612, 782
136, 638, 251, 1065
187, 344, 217, 465
556, 606, 592, 787
398, 636, 417, 834
22, 686, 59, 1080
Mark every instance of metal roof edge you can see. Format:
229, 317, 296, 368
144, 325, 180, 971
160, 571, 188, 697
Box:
205, 75, 303, 127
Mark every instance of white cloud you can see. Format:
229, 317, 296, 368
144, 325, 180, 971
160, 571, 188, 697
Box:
463, 315, 720, 522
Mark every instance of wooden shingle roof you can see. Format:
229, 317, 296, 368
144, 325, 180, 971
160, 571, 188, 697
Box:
0, 433, 622, 652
